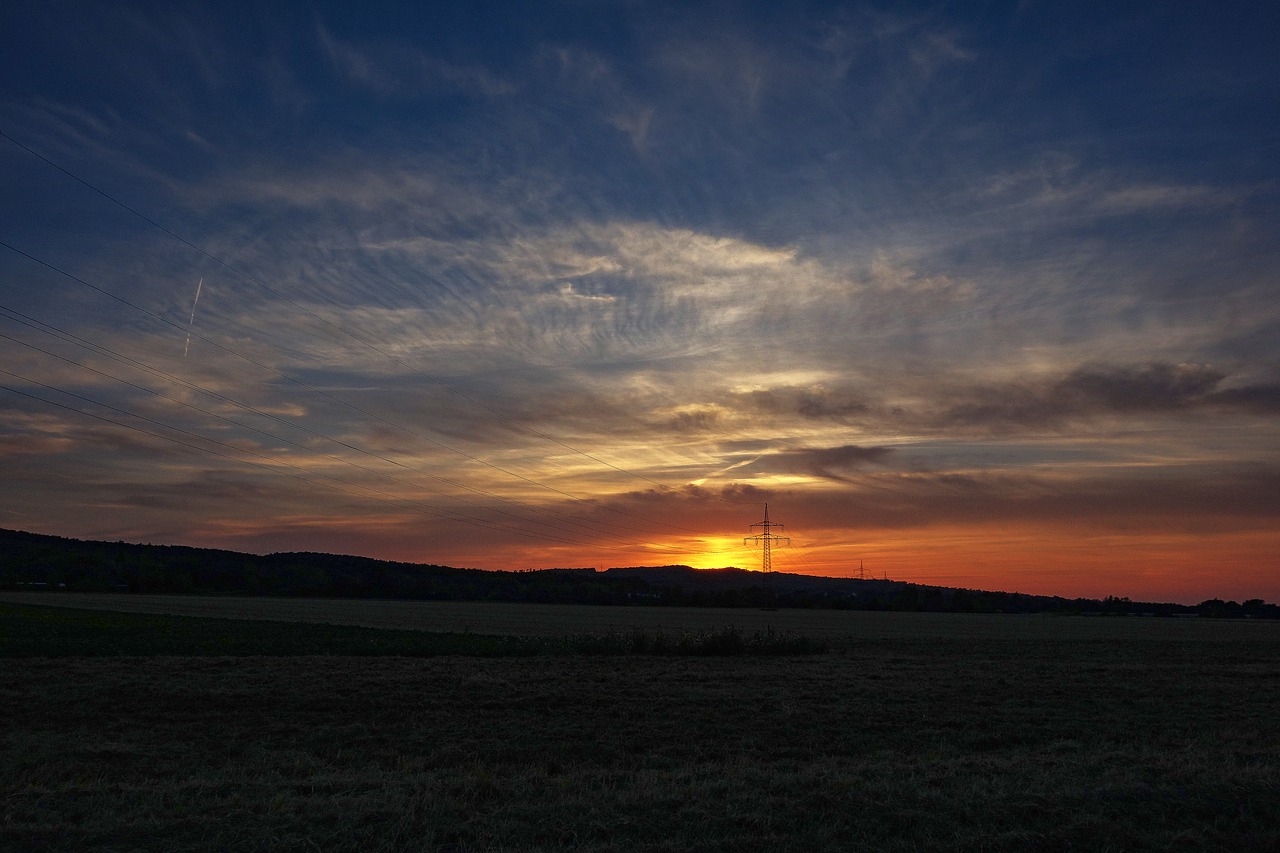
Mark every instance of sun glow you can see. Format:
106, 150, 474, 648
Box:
681, 536, 754, 570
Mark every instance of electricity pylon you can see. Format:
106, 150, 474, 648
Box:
745, 503, 789, 607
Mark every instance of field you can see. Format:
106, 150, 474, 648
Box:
3, 591, 1269, 641
2, 594, 1279, 851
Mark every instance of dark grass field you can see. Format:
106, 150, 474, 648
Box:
0, 600, 824, 657
2, 599, 1278, 851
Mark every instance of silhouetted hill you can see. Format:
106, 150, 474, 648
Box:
2, 528, 1275, 616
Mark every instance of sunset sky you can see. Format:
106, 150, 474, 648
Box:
2, 2, 1277, 603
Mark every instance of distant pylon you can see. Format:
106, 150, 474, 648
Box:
744, 503, 789, 577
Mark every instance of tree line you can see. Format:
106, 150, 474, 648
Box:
2, 528, 1275, 617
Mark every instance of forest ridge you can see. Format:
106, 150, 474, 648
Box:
2, 528, 1273, 617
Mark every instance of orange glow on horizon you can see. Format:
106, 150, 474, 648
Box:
175, 504, 1278, 607
396, 524, 1279, 606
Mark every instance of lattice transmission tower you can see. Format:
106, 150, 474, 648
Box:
744, 503, 789, 577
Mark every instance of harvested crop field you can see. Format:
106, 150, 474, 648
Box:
2, 595, 1278, 852
0, 590, 1268, 642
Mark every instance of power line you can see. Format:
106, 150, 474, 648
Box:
0, 311, 752, 566
744, 502, 789, 575
0, 239, 712, 538
0, 303, 687, 546
0, 128, 733, 504
0, 324, 648, 547
0, 365, 660, 550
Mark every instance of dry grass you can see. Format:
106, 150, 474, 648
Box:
2, 597, 1278, 851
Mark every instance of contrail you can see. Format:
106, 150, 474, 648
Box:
183, 277, 203, 357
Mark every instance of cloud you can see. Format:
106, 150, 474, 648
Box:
0, 433, 74, 457
203, 159, 453, 211
933, 362, 1279, 431
607, 106, 655, 154
1208, 384, 1280, 413
1092, 183, 1237, 215
602, 461, 1280, 537
973, 154, 1243, 222
316, 22, 515, 99
3, 1, 1277, 598
735, 385, 869, 421
348, 220, 828, 363
1059, 364, 1223, 411
542, 45, 617, 90
667, 359, 1279, 444
763, 444, 896, 482
655, 403, 728, 433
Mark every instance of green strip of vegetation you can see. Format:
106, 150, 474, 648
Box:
0, 602, 824, 657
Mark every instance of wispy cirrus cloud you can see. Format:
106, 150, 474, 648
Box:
3, 1, 1278, 601
316, 22, 516, 98
974, 155, 1246, 220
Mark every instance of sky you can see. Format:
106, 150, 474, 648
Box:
1, 1, 1277, 604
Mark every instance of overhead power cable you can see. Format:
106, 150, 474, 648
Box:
0, 365, 662, 551
0, 128, 734, 511
0, 326, 622, 546
0, 238, 710, 537
0, 302, 640, 535
0, 304, 679, 546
